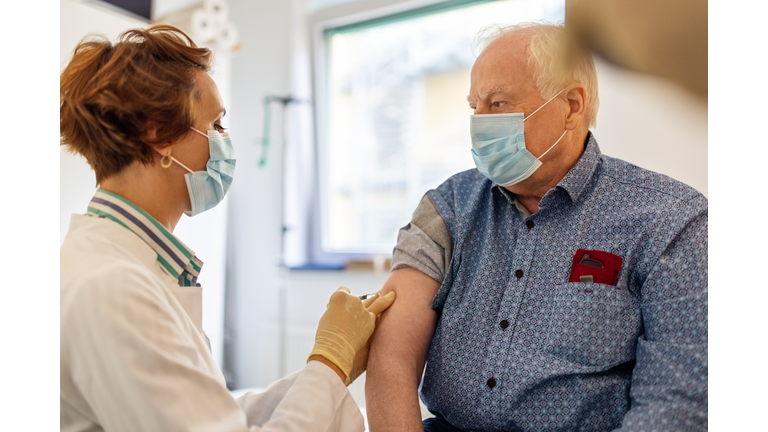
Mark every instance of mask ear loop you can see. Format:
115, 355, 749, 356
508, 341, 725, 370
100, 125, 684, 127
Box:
190, 127, 209, 138
522, 88, 569, 161
524, 88, 566, 121
537, 129, 569, 161
170, 156, 195, 174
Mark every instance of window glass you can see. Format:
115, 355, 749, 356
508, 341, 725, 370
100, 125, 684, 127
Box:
322, 0, 564, 253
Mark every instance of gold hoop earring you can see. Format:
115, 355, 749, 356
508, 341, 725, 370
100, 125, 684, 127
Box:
160, 148, 173, 168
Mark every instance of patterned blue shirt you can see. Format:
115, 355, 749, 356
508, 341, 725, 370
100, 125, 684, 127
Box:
392, 133, 707, 431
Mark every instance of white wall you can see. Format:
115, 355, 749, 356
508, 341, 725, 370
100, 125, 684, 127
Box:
224, 0, 295, 388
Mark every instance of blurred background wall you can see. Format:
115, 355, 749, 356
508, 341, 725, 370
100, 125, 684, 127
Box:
60, 0, 706, 409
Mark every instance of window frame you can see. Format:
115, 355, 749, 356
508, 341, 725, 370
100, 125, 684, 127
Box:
303, 0, 548, 265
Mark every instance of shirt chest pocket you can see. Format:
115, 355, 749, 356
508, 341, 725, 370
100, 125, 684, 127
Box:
544, 282, 641, 369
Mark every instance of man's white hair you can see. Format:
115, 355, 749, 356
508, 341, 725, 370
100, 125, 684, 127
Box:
474, 22, 599, 128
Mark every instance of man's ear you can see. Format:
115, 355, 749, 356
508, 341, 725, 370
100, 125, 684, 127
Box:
564, 85, 587, 130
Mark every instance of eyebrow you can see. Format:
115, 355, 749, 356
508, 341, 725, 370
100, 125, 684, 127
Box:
467, 85, 510, 103
482, 85, 509, 100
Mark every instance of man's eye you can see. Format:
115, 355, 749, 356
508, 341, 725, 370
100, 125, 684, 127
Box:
493, 102, 505, 108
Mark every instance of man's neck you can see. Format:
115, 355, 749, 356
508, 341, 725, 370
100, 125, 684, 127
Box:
505, 130, 589, 215
515, 194, 544, 216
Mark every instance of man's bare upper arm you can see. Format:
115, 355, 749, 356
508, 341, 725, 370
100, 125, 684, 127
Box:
375, 267, 441, 373
366, 193, 449, 431
366, 267, 441, 431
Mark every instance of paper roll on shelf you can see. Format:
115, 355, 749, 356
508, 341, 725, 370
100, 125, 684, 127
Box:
191, 8, 217, 43
217, 22, 239, 50
204, 0, 229, 25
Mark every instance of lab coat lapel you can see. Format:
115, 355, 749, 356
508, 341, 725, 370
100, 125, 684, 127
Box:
166, 280, 205, 334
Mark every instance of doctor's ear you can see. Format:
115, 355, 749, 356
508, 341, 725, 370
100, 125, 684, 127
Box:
143, 119, 172, 159
143, 118, 160, 142
143, 120, 178, 158
564, 85, 586, 130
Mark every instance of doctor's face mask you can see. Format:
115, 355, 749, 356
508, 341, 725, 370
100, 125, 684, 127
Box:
162, 127, 237, 216
470, 89, 568, 187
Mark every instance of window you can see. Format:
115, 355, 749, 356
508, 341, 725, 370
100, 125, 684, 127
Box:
315, 0, 565, 255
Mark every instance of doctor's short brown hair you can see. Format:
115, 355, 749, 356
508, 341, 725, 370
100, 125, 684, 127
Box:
60, 25, 212, 183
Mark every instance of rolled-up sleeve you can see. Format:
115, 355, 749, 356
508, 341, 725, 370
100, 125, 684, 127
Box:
391, 194, 452, 284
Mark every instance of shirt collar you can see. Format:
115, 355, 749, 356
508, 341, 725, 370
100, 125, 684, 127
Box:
86, 189, 203, 284
491, 131, 601, 209
556, 131, 601, 204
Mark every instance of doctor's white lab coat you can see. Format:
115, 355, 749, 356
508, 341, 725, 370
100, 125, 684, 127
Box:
60, 215, 364, 431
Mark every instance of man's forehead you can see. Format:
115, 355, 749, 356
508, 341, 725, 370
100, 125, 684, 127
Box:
482, 30, 531, 58
469, 33, 535, 99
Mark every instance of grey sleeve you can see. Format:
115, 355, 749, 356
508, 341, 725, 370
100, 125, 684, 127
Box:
391, 194, 452, 284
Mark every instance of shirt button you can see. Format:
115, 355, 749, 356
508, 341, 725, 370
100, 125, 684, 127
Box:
487, 377, 496, 389
515, 269, 524, 278
500, 320, 509, 329
526, 220, 535, 229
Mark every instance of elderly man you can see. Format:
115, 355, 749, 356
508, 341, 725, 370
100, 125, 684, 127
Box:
365, 23, 707, 432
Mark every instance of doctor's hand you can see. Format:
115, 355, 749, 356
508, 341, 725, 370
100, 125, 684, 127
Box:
308, 287, 396, 386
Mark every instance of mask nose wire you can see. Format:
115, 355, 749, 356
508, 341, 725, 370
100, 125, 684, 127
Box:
523, 88, 566, 122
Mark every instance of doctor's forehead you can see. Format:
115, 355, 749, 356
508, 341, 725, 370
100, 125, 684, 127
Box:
195, 73, 226, 117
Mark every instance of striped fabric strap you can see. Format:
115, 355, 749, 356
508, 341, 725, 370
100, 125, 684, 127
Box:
86, 189, 203, 287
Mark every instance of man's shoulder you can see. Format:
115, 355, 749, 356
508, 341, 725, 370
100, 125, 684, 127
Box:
427, 169, 494, 218
598, 154, 707, 207
431, 168, 491, 200
440, 168, 488, 187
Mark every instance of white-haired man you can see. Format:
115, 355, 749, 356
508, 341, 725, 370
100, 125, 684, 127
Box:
365, 23, 707, 432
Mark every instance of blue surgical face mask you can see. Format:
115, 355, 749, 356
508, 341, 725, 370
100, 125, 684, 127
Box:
470, 89, 568, 187
168, 127, 236, 217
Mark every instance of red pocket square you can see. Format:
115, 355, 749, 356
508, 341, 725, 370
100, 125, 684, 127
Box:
568, 249, 623, 287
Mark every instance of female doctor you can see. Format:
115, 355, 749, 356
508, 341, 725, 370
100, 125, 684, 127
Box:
60, 25, 395, 432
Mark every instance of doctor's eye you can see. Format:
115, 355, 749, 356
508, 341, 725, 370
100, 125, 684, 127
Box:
214, 124, 227, 132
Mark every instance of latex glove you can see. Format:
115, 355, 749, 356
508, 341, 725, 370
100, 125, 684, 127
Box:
308, 287, 396, 386
346, 293, 387, 384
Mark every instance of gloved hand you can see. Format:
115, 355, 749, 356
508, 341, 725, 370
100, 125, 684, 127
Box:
308, 287, 396, 386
